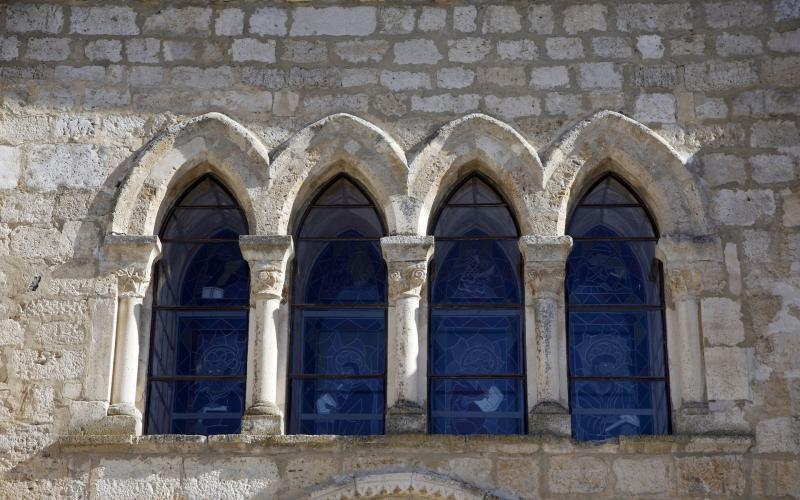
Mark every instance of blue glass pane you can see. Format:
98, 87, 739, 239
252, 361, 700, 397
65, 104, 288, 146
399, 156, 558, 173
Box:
570, 380, 669, 441
569, 207, 655, 238
163, 208, 248, 240
293, 378, 384, 435
579, 177, 639, 205
296, 241, 386, 304
150, 311, 247, 377
567, 241, 659, 306
300, 207, 383, 238
178, 177, 239, 207
296, 309, 385, 375
432, 240, 521, 304
434, 206, 517, 238
157, 242, 250, 306
314, 177, 370, 205
431, 310, 522, 375
569, 311, 664, 377
448, 177, 503, 204
431, 378, 523, 435
146, 380, 245, 435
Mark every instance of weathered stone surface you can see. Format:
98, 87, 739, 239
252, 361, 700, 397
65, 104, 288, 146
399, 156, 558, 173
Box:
705, 347, 750, 400
613, 458, 670, 495
548, 456, 608, 494
676, 456, 745, 496
711, 189, 775, 225
71, 7, 138, 36
701, 297, 745, 345
7, 4, 64, 33
93, 457, 182, 499
143, 7, 211, 36
290, 7, 376, 36
26, 144, 120, 190
0, 146, 22, 188
249, 7, 288, 36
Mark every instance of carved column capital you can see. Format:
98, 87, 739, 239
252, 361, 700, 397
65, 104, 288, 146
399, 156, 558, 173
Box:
103, 235, 162, 299
387, 261, 427, 299
519, 235, 573, 299
239, 235, 294, 301
381, 235, 434, 300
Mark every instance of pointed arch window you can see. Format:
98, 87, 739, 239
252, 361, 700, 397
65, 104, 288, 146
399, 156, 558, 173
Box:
290, 176, 387, 435
145, 175, 250, 435
566, 175, 670, 441
429, 175, 525, 435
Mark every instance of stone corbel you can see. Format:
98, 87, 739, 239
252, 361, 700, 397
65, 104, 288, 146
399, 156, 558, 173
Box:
239, 235, 293, 434
95, 234, 162, 435
656, 234, 724, 433
380, 235, 434, 433
519, 235, 573, 436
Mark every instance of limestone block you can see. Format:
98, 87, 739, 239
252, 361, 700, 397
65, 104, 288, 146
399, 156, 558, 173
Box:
676, 456, 745, 496
54, 115, 96, 140
171, 66, 234, 89
482, 5, 521, 34
711, 189, 775, 226
303, 94, 368, 114
764, 89, 800, 115
768, 28, 800, 52
38, 322, 86, 346
12, 349, 85, 381
752, 458, 800, 497
545, 37, 584, 60
282, 41, 328, 64
85, 40, 122, 63
476, 66, 526, 87
545, 93, 584, 117
24, 299, 87, 319
241, 68, 285, 89
531, 66, 569, 89
183, 457, 279, 498
84, 88, 131, 109
579, 62, 622, 90
717, 33, 763, 57
71, 7, 138, 35
762, 56, 800, 86
755, 416, 800, 453
612, 458, 670, 495
231, 39, 276, 63
20, 384, 54, 424
774, 0, 800, 21
447, 38, 491, 63
54, 65, 107, 83
453, 6, 477, 32
341, 68, 379, 87
436, 67, 474, 89
381, 7, 415, 34
637, 35, 664, 58
380, 71, 431, 91
123, 39, 159, 64
393, 39, 442, 65
334, 40, 388, 63
26, 37, 71, 61
0, 146, 21, 189
635, 93, 676, 123
143, 7, 211, 36
695, 96, 728, 119
705, 1, 765, 27
529, 5, 554, 34
484, 96, 541, 119
0, 36, 19, 61
1, 191, 54, 224
162, 40, 193, 62
9, 226, 72, 259
701, 297, 745, 345
496, 457, 540, 499
563, 4, 607, 34
705, 347, 750, 400
250, 7, 288, 36
685, 60, 758, 91
751, 120, 800, 147
289, 68, 340, 89
93, 457, 182, 499
418, 8, 446, 32
215, 8, 244, 36
440, 457, 493, 488
285, 457, 337, 491
592, 36, 632, 58
701, 153, 746, 187
616, 3, 693, 31
497, 40, 538, 61
548, 456, 608, 494
7, 4, 63, 33
410, 94, 480, 114
0, 319, 23, 346
290, 7, 376, 36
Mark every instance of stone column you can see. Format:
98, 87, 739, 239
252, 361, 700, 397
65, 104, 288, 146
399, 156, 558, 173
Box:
657, 235, 719, 432
103, 235, 162, 435
239, 235, 293, 435
519, 235, 573, 436
380, 235, 434, 434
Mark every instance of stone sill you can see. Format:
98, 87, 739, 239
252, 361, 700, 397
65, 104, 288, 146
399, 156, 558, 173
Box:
57, 433, 753, 455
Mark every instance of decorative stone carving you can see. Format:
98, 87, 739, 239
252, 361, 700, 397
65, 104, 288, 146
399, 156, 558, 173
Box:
114, 266, 149, 298
311, 471, 488, 500
251, 267, 285, 300
388, 261, 428, 299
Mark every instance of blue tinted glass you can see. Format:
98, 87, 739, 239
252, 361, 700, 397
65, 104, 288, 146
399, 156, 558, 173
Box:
293, 378, 384, 435
163, 208, 247, 240
431, 378, 524, 435
178, 177, 240, 207
569, 207, 655, 238
146, 380, 245, 435
434, 207, 517, 238
296, 309, 385, 375
296, 241, 386, 304
432, 240, 521, 304
431, 310, 522, 375
300, 207, 383, 238
579, 177, 639, 205
566, 241, 659, 306
569, 311, 664, 377
150, 311, 247, 377
157, 242, 250, 306
570, 380, 669, 441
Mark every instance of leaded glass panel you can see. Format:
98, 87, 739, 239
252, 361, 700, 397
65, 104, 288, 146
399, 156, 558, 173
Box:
430, 378, 524, 435
432, 240, 521, 304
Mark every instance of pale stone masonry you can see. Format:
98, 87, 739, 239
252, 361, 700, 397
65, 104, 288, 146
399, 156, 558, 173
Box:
0, 0, 799, 498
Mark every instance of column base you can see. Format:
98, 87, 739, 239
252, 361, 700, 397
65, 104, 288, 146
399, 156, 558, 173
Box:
528, 402, 571, 437
241, 403, 283, 435
386, 401, 426, 434
673, 401, 750, 434
86, 404, 142, 435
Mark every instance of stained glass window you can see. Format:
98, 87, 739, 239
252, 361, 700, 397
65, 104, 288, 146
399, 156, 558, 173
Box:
290, 176, 387, 435
566, 175, 670, 441
429, 175, 525, 435
145, 176, 250, 435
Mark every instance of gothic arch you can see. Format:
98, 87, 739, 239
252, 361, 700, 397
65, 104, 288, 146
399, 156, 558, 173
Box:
309, 471, 489, 500
109, 112, 270, 237
543, 110, 710, 236
409, 113, 544, 235
268, 113, 408, 235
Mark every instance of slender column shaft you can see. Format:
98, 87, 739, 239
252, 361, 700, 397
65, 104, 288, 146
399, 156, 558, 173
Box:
109, 295, 144, 415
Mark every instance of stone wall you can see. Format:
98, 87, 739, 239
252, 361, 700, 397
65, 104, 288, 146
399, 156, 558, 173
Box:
0, 0, 799, 498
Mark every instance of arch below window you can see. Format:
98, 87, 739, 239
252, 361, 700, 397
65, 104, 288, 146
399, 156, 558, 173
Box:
145, 175, 250, 435
290, 176, 388, 435
566, 174, 670, 441
429, 175, 525, 435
